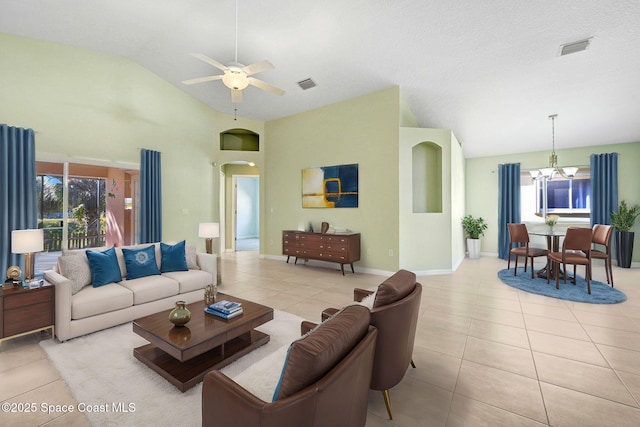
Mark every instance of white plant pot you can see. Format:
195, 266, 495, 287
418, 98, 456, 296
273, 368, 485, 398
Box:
467, 238, 481, 259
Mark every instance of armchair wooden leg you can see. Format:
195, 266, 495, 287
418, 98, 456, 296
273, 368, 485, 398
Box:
382, 390, 393, 420
411, 359, 416, 369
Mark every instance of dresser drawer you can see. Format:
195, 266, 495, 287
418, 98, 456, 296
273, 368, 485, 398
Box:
4, 286, 53, 310
324, 235, 350, 244
283, 247, 303, 256
325, 243, 348, 252
299, 234, 324, 244
4, 301, 54, 337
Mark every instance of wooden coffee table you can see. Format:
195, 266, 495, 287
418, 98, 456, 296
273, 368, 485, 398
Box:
132, 293, 274, 392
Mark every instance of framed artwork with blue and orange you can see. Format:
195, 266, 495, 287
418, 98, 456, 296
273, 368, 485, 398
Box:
302, 163, 358, 208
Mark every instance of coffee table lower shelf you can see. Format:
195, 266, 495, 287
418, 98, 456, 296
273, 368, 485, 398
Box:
133, 330, 270, 392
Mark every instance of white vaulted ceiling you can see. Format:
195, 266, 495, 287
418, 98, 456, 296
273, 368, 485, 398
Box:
1, 0, 639, 158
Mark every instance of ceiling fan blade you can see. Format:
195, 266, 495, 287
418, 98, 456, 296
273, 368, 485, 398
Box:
189, 53, 228, 72
248, 77, 285, 96
181, 75, 223, 85
231, 89, 243, 103
242, 60, 274, 76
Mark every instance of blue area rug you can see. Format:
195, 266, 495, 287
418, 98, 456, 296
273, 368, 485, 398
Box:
498, 268, 627, 304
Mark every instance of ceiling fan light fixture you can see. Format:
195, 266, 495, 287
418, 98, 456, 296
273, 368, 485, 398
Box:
222, 68, 249, 90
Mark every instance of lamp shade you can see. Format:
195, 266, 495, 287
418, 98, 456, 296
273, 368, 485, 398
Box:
11, 229, 44, 254
198, 223, 220, 238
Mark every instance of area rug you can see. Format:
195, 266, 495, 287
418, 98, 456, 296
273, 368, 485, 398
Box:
40, 310, 307, 426
498, 268, 627, 304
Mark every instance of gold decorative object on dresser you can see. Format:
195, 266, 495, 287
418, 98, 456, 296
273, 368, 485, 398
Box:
282, 230, 361, 275
0, 283, 55, 343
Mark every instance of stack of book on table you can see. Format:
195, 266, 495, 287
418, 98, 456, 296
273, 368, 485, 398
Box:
205, 300, 243, 319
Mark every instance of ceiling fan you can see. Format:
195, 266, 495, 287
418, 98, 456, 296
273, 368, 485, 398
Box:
182, 0, 285, 103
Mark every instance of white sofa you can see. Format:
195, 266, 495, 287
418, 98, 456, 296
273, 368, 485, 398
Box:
44, 242, 216, 342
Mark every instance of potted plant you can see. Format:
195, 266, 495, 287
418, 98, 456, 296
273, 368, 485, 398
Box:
462, 215, 488, 259
610, 200, 640, 268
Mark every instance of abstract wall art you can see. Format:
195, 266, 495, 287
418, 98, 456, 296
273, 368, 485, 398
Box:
302, 163, 359, 208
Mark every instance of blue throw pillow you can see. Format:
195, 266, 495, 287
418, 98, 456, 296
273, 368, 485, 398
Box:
122, 245, 161, 280
160, 241, 189, 273
86, 247, 122, 287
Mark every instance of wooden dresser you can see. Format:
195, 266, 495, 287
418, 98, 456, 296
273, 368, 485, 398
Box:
0, 284, 55, 343
282, 230, 361, 275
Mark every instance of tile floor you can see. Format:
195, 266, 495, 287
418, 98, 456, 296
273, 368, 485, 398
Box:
1, 253, 639, 426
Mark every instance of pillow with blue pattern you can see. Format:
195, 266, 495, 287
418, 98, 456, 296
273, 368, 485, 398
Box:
122, 245, 161, 280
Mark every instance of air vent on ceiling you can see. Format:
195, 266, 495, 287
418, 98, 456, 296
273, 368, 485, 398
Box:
297, 78, 317, 90
560, 38, 591, 56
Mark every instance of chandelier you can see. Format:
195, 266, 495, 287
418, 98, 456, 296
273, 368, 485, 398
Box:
530, 114, 578, 180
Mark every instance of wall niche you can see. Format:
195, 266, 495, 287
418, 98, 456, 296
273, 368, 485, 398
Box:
412, 141, 442, 213
220, 128, 259, 151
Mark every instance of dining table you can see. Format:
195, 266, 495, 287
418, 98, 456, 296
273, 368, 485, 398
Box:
528, 228, 567, 279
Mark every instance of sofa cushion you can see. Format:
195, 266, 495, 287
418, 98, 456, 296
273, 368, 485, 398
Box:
58, 254, 92, 294
272, 304, 370, 401
161, 269, 211, 293
160, 241, 189, 273
122, 245, 161, 280
119, 275, 180, 305
71, 282, 134, 320
185, 243, 199, 270
86, 247, 122, 287
373, 269, 416, 308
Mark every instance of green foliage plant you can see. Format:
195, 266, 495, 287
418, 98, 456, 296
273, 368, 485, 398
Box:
462, 215, 488, 239
610, 200, 640, 232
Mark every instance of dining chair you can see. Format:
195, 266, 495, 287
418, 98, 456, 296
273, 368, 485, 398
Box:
507, 223, 548, 278
547, 227, 593, 294
591, 224, 614, 286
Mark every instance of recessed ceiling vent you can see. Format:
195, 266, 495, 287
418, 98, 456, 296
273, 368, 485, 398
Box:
297, 78, 317, 90
560, 38, 591, 56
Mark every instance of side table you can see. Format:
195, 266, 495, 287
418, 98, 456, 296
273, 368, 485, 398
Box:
0, 284, 55, 343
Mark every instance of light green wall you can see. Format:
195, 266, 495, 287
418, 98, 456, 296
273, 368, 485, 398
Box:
399, 128, 466, 273
466, 141, 640, 262
450, 133, 466, 268
264, 87, 402, 271
0, 33, 218, 249
399, 92, 419, 127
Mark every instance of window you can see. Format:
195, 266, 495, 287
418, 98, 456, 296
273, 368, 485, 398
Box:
37, 174, 107, 251
521, 167, 591, 221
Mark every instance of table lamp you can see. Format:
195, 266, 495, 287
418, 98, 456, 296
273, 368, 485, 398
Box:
198, 222, 221, 286
11, 229, 44, 281
198, 223, 220, 254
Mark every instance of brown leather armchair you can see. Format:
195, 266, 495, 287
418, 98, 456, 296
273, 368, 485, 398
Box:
202, 305, 377, 427
318, 270, 422, 420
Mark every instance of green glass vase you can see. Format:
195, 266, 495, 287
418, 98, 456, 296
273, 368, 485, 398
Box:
169, 301, 191, 326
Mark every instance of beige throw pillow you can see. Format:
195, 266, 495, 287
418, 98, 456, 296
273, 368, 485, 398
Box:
185, 243, 199, 270
58, 255, 92, 294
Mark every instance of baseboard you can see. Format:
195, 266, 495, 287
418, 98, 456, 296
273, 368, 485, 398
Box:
263, 254, 461, 276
